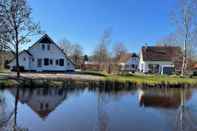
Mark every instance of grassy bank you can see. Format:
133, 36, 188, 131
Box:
1, 70, 197, 88
105, 74, 197, 85
0, 79, 18, 87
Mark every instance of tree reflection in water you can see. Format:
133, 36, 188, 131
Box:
138, 88, 197, 131
13, 87, 28, 131
175, 89, 197, 131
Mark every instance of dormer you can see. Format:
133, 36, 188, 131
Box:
38, 34, 54, 51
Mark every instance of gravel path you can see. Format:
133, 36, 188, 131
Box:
5, 72, 104, 81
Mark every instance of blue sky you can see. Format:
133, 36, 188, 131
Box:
28, 0, 176, 55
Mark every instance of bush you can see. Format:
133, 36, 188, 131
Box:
11, 66, 25, 72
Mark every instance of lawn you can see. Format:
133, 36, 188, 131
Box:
73, 71, 197, 85
105, 74, 197, 85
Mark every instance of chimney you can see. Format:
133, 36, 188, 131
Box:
144, 43, 148, 49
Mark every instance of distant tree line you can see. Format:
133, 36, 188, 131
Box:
59, 28, 130, 73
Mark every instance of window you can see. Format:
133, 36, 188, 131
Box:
47, 45, 50, 50
23, 57, 26, 61
67, 62, 70, 66
45, 103, 49, 109
59, 59, 64, 66
42, 44, 45, 50
44, 58, 49, 66
56, 60, 59, 65
40, 103, 43, 110
37, 59, 42, 67
50, 59, 53, 65
32, 58, 35, 62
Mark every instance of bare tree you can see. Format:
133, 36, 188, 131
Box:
0, 0, 41, 78
59, 39, 83, 66
71, 43, 83, 66
113, 42, 127, 63
172, 0, 197, 76
59, 39, 74, 57
93, 29, 111, 64
156, 32, 180, 46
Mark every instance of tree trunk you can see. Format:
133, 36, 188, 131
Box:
181, 41, 187, 76
15, 29, 20, 79
16, 43, 20, 78
0, 53, 4, 70
14, 87, 19, 129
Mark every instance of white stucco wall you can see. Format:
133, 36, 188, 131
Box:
28, 42, 74, 71
122, 57, 139, 71
9, 51, 32, 70
126, 57, 139, 66
9, 40, 75, 72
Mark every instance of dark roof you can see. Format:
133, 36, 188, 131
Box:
24, 50, 33, 56
141, 46, 182, 61
131, 53, 139, 58
116, 53, 139, 63
39, 37, 53, 43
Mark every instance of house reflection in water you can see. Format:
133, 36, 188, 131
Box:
138, 88, 192, 109
9, 88, 69, 119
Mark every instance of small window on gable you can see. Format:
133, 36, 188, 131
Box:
24, 57, 26, 61
67, 62, 70, 66
48, 45, 50, 50
32, 58, 34, 62
42, 44, 45, 50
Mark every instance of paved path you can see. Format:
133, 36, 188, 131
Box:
5, 72, 104, 81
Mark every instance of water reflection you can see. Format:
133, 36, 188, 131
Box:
138, 88, 192, 109
0, 85, 197, 131
0, 90, 15, 131
10, 88, 75, 120
138, 88, 197, 131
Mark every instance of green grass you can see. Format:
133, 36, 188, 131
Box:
104, 74, 197, 85
78, 71, 197, 85
0, 68, 10, 73
0, 80, 17, 87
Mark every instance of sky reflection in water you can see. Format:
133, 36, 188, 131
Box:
0, 87, 197, 131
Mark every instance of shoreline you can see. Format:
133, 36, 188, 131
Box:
0, 72, 197, 88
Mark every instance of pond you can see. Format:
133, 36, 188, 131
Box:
0, 85, 197, 131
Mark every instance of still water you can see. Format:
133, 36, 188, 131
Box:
0, 86, 197, 131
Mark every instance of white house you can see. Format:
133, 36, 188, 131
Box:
139, 46, 182, 75
9, 34, 75, 72
119, 53, 139, 73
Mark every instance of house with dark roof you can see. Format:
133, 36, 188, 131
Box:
119, 53, 139, 73
139, 46, 182, 74
9, 34, 75, 72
